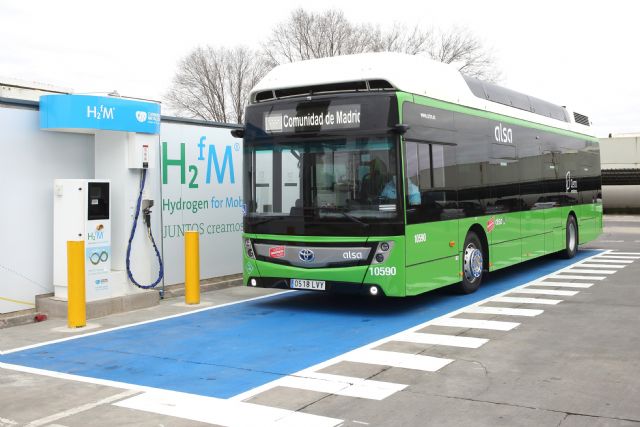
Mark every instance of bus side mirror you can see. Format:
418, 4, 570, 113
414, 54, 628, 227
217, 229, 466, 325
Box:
392, 124, 410, 135
231, 128, 245, 138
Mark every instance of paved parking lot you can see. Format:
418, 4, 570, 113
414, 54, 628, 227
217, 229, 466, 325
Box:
1, 215, 639, 427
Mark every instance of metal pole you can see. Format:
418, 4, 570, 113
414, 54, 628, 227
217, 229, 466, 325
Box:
184, 231, 200, 305
67, 240, 86, 328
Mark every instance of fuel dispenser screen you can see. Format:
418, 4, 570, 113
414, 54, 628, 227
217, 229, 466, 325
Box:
87, 182, 110, 220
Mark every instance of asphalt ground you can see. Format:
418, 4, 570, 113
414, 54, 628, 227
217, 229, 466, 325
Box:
0, 214, 638, 427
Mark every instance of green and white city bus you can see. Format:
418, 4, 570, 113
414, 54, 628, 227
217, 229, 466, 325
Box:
236, 53, 602, 297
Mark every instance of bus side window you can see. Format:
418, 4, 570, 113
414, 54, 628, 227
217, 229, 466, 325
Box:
405, 141, 421, 207
405, 142, 454, 224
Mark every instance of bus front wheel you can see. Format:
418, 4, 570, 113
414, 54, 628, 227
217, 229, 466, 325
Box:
458, 232, 484, 294
562, 215, 578, 259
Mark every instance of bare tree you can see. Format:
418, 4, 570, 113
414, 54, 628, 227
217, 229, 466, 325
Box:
165, 46, 268, 123
166, 9, 501, 123
264, 9, 380, 66
428, 26, 500, 81
264, 9, 500, 81
373, 23, 432, 55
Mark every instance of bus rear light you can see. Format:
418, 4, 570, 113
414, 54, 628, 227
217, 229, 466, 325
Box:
250, 278, 257, 287
375, 253, 385, 263
369, 286, 379, 296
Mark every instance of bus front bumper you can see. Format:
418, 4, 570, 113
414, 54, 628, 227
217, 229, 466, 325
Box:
246, 276, 386, 296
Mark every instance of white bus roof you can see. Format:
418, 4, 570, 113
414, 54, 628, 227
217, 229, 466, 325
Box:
250, 52, 594, 138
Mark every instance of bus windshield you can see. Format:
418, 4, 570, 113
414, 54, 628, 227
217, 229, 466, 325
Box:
243, 136, 403, 236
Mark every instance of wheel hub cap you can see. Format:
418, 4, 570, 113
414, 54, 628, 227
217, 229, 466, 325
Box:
464, 244, 483, 282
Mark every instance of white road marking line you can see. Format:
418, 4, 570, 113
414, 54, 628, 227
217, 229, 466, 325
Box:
608, 252, 640, 255
531, 281, 593, 288
600, 240, 624, 243
586, 258, 633, 264
512, 288, 578, 296
0, 417, 18, 426
276, 372, 407, 400
577, 263, 626, 268
342, 349, 453, 372
595, 255, 640, 260
492, 296, 562, 305
465, 306, 543, 317
394, 332, 488, 348
1, 291, 292, 354
565, 268, 617, 274
233, 251, 608, 403
548, 274, 606, 280
115, 390, 342, 427
431, 317, 519, 331
2, 251, 606, 412
25, 390, 138, 427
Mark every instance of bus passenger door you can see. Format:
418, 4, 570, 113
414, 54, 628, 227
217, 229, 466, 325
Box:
404, 142, 459, 295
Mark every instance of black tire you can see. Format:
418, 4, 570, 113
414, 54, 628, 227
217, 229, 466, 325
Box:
457, 231, 484, 294
562, 215, 578, 259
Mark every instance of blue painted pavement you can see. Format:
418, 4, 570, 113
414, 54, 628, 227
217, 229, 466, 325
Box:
0, 251, 596, 398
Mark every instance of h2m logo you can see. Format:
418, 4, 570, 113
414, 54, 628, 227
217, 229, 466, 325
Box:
87, 105, 114, 120
162, 137, 239, 188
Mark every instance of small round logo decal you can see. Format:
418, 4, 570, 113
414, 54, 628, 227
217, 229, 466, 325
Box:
298, 249, 315, 262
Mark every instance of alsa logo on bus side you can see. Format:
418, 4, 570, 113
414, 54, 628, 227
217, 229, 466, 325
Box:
494, 123, 513, 144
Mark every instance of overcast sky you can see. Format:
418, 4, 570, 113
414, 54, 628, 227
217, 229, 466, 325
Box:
1, 0, 637, 137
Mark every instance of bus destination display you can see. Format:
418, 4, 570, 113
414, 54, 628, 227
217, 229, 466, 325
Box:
264, 104, 361, 133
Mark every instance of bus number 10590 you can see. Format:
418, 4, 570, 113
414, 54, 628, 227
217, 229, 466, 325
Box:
370, 266, 397, 276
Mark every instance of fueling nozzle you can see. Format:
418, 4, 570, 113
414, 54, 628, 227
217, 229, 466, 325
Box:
142, 199, 154, 228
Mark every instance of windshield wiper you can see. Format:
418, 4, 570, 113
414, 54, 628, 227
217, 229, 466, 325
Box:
317, 207, 370, 228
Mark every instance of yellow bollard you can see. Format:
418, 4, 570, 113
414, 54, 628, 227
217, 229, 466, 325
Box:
67, 240, 86, 328
184, 231, 200, 305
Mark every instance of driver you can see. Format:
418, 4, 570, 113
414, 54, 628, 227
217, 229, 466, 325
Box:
381, 176, 421, 205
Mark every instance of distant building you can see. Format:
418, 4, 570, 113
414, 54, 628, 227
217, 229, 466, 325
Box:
0, 77, 71, 101
600, 133, 640, 212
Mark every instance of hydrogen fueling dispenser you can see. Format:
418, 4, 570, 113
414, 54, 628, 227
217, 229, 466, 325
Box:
53, 179, 111, 301
42, 94, 164, 302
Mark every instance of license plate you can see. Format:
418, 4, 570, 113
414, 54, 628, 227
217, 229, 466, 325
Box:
291, 279, 326, 290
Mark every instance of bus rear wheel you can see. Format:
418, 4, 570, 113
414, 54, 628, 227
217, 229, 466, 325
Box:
562, 215, 578, 259
457, 231, 484, 294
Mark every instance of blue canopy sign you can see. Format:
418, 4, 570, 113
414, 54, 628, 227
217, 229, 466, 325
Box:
40, 95, 160, 134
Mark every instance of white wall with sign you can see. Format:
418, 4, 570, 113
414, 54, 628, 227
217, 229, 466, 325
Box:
160, 120, 243, 285
0, 104, 94, 313
0, 99, 244, 314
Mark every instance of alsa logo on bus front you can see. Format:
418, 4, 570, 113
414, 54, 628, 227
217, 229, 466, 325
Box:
494, 123, 513, 144
342, 251, 363, 260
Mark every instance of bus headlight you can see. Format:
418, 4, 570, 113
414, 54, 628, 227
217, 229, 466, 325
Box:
372, 241, 394, 264
244, 239, 256, 259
